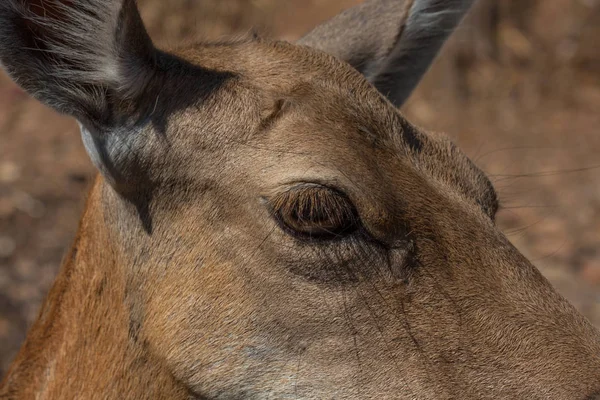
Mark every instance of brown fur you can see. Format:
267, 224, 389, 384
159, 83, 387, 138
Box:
1, 1, 600, 399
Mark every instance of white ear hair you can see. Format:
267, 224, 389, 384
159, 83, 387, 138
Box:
0, 0, 156, 119
23, 0, 121, 82
0, 0, 160, 190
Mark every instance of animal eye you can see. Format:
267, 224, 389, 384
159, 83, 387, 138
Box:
269, 185, 359, 240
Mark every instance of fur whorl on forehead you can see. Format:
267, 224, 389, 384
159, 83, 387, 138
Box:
0, 0, 156, 121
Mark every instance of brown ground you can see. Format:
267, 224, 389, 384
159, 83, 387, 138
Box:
1, 0, 600, 376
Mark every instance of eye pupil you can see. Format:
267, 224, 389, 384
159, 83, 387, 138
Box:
271, 185, 358, 240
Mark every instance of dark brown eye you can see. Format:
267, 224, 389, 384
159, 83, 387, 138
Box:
269, 185, 359, 240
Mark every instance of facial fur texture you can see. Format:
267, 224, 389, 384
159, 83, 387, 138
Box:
1, 0, 600, 399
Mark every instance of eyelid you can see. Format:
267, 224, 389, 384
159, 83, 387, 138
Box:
265, 183, 360, 241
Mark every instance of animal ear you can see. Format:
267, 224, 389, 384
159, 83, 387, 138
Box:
0, 0, 162, 189
0, 0, 155, 122
298, 0, 475, 107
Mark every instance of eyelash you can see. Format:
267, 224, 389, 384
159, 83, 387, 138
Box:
272, 210, 360, 242
267, 185, 361, 242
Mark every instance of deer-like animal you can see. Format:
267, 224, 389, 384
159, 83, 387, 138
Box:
0, 0, 599, 398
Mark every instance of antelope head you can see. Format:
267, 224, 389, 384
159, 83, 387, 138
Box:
0, 0, 599, 398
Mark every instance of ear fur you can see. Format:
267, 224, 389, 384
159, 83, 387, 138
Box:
299, 0, 475, 107
0, 0, 156, 124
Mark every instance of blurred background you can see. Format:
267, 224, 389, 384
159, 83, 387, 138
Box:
1, 0, 600, 376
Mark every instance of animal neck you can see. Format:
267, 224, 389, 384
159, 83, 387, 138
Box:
0, 177, 189, 399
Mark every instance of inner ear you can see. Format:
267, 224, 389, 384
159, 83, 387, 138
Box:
26, 0, 68, 20
0, 0, 156, 122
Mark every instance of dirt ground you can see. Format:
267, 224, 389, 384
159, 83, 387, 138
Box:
1, 0, 600, 376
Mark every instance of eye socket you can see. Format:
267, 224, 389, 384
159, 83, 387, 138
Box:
269, 185, 360, 241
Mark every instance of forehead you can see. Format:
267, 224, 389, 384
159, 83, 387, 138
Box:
170, 38, 409, 150
176, 38, 395, 111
